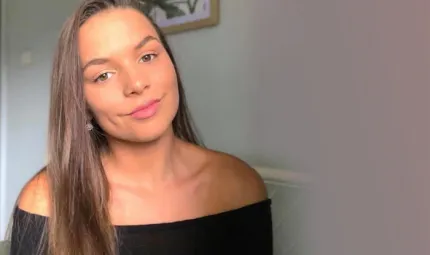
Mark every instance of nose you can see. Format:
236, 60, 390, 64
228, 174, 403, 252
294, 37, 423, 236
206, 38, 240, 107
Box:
123, 67, 149, 96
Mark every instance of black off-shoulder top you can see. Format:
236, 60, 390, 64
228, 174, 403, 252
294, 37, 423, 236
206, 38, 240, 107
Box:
10, 199, 273, 255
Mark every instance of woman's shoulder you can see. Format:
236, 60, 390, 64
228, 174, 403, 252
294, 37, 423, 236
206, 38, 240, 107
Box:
11, 170, 49, 255
199, 148, 268, 209
17, 168, 50, 217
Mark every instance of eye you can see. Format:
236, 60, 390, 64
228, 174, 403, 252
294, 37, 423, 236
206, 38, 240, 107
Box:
139, 53, 157, 63
94, 72, 113, 83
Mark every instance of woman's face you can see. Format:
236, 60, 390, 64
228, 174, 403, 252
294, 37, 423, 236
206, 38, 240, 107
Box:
79, 8, 179, 143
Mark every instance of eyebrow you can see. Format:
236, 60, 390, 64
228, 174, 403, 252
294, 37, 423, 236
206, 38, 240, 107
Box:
134, 35, 159, 50
81, 35, 159, 72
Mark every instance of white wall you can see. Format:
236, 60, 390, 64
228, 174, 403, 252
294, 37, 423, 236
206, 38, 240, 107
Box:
0, 0, 82, 237
0, 0, 7, 239
1, 0, 429, 254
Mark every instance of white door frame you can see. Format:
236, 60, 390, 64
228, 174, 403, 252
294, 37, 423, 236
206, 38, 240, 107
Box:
0, 0, 8, 238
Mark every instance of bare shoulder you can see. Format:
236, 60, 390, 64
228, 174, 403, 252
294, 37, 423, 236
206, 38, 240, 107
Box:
17, 168, 50, 216
204, 150, 268, 208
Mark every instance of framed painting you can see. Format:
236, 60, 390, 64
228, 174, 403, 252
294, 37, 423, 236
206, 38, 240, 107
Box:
139, 0, 219, 34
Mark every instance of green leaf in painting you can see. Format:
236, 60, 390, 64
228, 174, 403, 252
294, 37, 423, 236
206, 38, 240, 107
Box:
157, 2, 186, 19
139, 0, 186, 19
138, 0, 157, 16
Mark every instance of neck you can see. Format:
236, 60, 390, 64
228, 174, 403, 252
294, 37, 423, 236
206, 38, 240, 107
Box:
103, 128, 181, 186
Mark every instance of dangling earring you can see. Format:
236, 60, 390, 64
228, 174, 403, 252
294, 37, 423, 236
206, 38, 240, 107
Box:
86, 122, 94, 131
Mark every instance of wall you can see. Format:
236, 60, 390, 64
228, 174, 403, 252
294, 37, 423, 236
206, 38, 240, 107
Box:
1, 0, 429, 254
169, 2, 430, 254
0, 0, 82, 236
0, 0, 6, 238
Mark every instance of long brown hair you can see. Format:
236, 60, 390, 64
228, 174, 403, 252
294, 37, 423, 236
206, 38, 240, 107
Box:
10, 0, 201, 254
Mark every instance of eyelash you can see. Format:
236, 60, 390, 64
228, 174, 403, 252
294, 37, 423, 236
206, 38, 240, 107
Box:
93, 53, 158, 83
139, 53, 158, 63
94, 72, 113, 83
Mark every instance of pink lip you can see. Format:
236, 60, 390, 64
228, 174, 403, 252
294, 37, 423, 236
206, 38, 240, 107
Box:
129, 99, 160, 119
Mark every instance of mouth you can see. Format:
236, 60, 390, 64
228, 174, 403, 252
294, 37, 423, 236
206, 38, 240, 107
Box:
129, 99, 161, 119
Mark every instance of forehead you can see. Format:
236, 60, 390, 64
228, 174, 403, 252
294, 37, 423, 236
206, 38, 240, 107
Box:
78, 8, 158, 60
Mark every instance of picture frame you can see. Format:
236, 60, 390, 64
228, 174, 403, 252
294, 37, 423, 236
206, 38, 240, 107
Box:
139, 0, 220, 35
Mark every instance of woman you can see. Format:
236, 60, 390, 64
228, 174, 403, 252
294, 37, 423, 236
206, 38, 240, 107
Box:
8, 0, 273, 254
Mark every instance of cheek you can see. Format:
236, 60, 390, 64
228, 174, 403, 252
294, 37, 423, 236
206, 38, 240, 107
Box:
152, 58, 178, 93
84, 86, 122, 120
152, 60, 179, 107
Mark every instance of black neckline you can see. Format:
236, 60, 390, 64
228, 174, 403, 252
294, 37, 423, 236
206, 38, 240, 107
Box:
15, 199, 271, 230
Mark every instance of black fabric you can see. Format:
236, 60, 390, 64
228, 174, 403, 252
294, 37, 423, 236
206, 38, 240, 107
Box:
10, 199, 273, 255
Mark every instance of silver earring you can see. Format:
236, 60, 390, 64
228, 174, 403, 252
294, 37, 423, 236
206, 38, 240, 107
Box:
86, 123, 94, 131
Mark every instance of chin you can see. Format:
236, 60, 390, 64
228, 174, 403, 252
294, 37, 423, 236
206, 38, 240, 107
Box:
131, 133, 164, 143
126, 123, 174, 144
